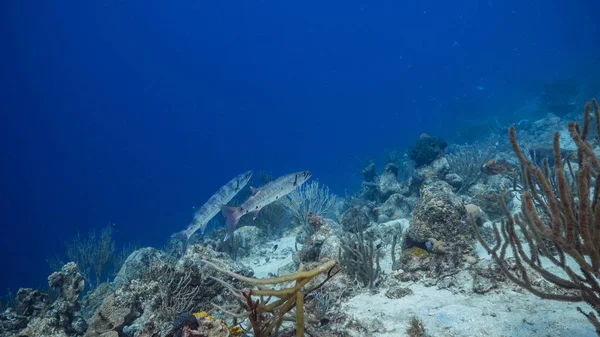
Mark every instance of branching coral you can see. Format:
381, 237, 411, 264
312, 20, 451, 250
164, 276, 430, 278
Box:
280, 180, 340, 235
66, 224, 116, 289
472, 98, 600, 334
203, 259, 339, 337
446, 142, 495, 193
144, 260, 201, 321
339, 231, 381, 288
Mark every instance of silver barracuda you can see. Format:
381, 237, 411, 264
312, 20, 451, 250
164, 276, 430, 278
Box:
221, 171, 312, 241
172, 170, 253, 250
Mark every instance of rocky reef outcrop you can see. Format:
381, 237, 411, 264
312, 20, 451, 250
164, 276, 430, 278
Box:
12, 262, 88, 337
408, 135, 448, 167
399, 181, 475, 280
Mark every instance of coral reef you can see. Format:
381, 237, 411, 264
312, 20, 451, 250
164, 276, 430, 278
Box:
417, 157, 449, 182
480, 158, 511, 176
473, 99, 600, 335
362, 162, 376, 182
340, 204, 373, 232
204, 259, 340, 337
15, 289, 48, 317
64, 224, 120, 290
6, 98, 600, 337
402, 181, 475, 279
15, 262, 87, 337
464, 203, 488, 227
280, 180, 340, 234
471, 174, 514, 219
95, 244, 249, 337
408, 136, 448, 167
377, 163, 406, 201
113, 247, 165, 288
295, 225, 331, 263
339, 230, 382, 288
446, 143, 494, 192
84, 293, 138, 337
373, 193, 411, 223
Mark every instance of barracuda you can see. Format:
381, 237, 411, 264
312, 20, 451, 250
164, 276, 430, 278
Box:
221, 171, 312, 241
172, 170, 253, 251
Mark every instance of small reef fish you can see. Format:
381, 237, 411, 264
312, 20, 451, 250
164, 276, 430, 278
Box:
221, 171, 312, 241
172, 170, 253, 251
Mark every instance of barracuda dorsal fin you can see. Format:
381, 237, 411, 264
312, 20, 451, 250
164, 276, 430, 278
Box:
250, 186, 261, 196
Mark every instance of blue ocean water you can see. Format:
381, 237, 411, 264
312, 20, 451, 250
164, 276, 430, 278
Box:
0, 0, 598, 293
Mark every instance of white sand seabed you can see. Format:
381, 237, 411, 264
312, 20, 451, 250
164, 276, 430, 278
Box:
240, 233, 596, 337
242, 235, 296, 279
343, 282, 594, 337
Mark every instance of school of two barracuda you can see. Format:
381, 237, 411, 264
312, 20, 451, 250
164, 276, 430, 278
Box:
172, 170, 312, 252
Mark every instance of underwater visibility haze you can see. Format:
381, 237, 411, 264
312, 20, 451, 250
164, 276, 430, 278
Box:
2, 0, 600, 336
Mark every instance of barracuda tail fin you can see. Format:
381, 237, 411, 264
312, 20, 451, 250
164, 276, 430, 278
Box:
221, 205, 241, 241
171, 230, 189, 258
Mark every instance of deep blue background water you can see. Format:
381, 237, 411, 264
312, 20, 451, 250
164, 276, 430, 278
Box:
1, 1, 599, 292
